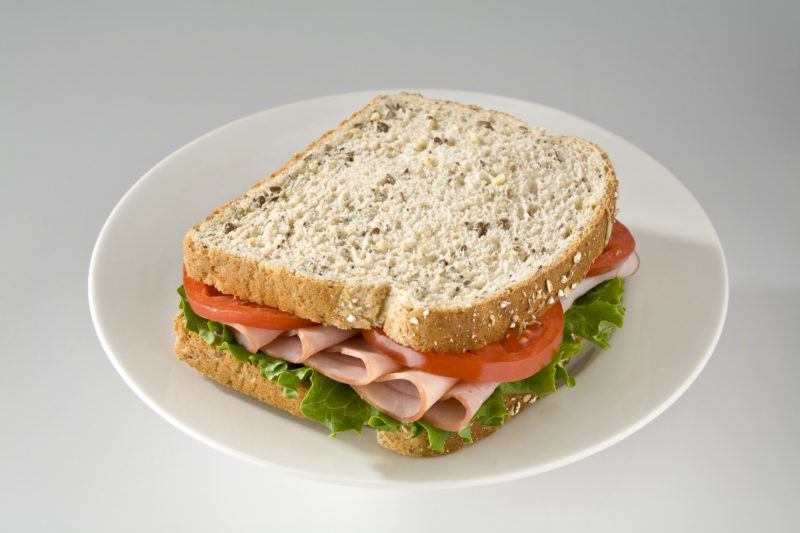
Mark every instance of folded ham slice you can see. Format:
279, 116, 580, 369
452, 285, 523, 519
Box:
297, 326, 359, 359
304, 337, 402, 385
260, 335, 304, 363
422, 381, 500, 432
354, 371, 458, 422
262, 326, 359, 363
229, 324, 283, 354
229, 322, 358, 361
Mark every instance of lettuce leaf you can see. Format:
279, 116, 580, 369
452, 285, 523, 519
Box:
178, 286, 214, 336
177, 285, 310, 398
474, 388, 511, 427
500, 277, 626, 396
415, 420, 453, 453
457, 425, 474, 444
367, 411, 403, 432
563, 276, 625, 349
177, 278, 626, 453
299, 371, 377, 435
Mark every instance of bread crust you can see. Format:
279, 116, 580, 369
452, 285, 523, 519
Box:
174, 315, 308, 418
183, 94, 617, 352
173, 315, 533, 457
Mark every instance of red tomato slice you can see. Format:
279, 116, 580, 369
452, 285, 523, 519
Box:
586, 221, 636, 277
182, 269, 313, 330
363, 301, 564, 382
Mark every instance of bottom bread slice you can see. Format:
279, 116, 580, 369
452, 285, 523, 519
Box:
173, 315, 534, 457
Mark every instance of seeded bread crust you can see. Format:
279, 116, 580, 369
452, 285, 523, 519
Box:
183, 93, 617, 352
173, 315, 532, 457
173, 315, 308, 417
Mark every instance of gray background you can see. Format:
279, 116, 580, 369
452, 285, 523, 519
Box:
2, 1, 798, 531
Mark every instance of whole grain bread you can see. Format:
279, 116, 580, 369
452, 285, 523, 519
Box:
173, 315, 534, 457
183, 92, 617, 352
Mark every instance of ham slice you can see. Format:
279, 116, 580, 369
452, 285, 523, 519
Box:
229, 324, 283, 353
261, 336, 304, 363
297, 326, 358, 358
260, 325, 358, 363
354, 370, 458, 422
228, 322, 357, 360
422, 381, 500, 432
304, 337, 402, 385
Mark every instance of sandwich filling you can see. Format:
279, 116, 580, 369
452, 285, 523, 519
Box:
178, 222, 638, 452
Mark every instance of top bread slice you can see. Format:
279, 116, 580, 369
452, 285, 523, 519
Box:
183, 93, 617, 352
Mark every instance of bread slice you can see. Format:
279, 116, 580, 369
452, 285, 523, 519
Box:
184, 92, 617, 352
173, 315, 534, 456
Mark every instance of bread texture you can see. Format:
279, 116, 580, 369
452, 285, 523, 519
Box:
184, 92, 617, 352
173, 315, 533, 457
173, 315, 308, 417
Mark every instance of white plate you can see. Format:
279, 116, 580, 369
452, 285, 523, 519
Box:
89, 90, 728, 488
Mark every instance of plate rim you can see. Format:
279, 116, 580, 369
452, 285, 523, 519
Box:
88, 88, 729, 489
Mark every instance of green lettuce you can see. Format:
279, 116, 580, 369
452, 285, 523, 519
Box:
178, 286, 310, 398
499, 277, 626, 397
563, 277, 625, 349
474, 388, 512, 427
299, 371, 375, 435
178, 286, 407, 436
367, 411, 403, 432
177, 277, 626, 452
415, 420, 453, 453
498, 336, 583, 397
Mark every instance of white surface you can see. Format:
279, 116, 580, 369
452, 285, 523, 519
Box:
2, 1, 798, 530
89, 90, 727, 487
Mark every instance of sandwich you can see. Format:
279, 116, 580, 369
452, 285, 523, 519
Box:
174, 93, 639, 456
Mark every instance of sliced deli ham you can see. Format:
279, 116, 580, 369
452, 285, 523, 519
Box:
261, 326, 359, 363
422, 381, 500, 432
297, 326, 359, 358
230, 321, 358, 361
304, 338, 402, 385
229, 324, 283, 354
261, 335, 304, 363
354, 370, 458, 422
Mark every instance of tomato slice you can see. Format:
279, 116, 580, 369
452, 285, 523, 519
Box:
586, 221, 636, 277
363, 301, 564, 382
182, 269, 313, 329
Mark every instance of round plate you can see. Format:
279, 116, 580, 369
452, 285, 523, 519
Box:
89, 90, 728, 488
